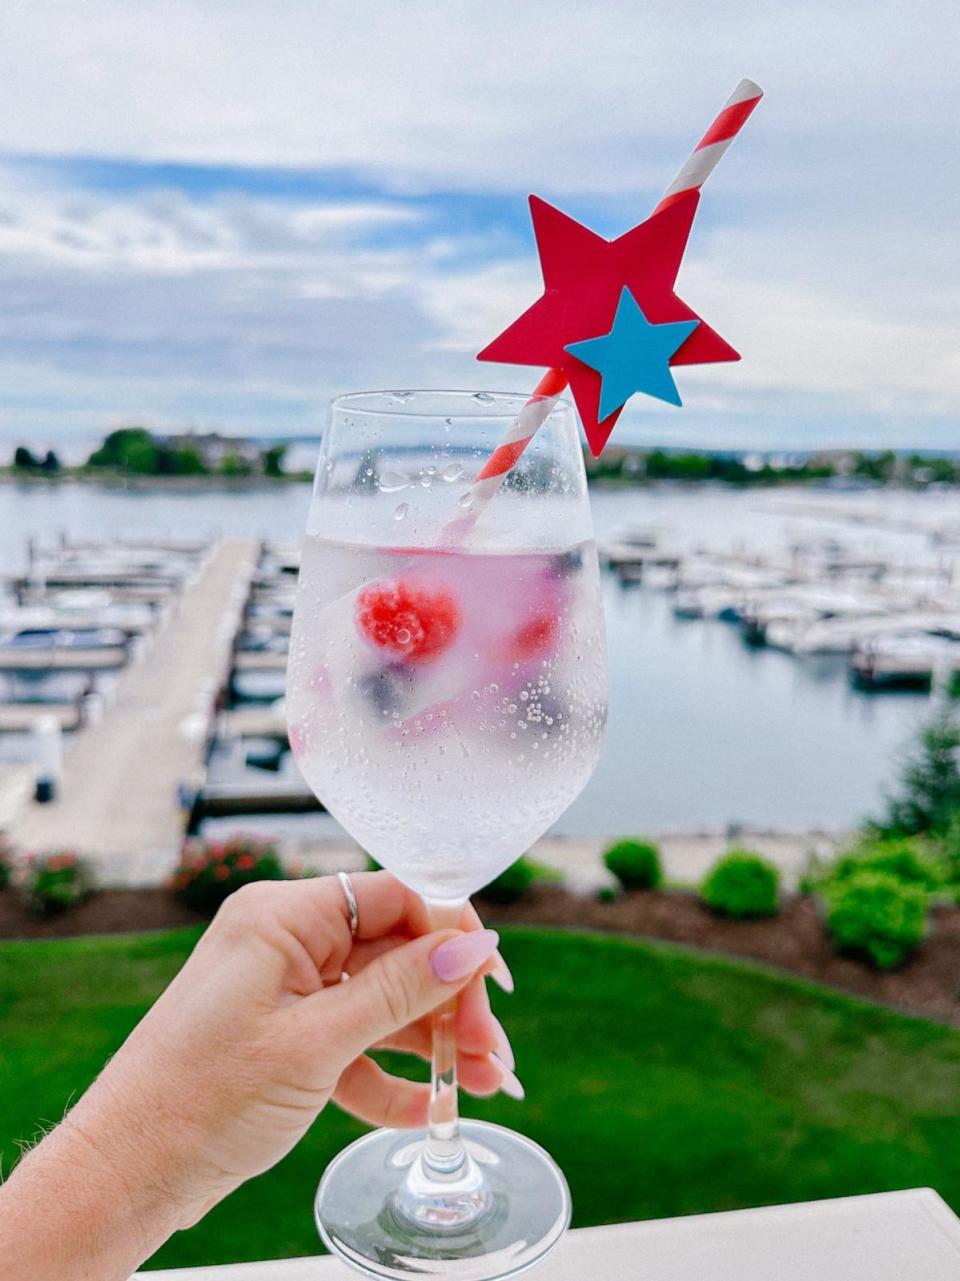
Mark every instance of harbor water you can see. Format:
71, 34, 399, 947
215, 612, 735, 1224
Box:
3, 477, 957, 835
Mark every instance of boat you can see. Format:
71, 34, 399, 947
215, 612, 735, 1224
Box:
230, 670, 288, 703
0, 626, 129, 651
674, 586, 744, 621
235, 628, 290, 654
740, 587, 893, 646
0, 671, 93, 704
2, 595, 156, 631
767, 611, 960, 656
851, 632, 960, 689
599, 525, 679, 568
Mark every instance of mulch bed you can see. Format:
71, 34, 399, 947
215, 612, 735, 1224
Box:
2, 884, 959, 1026
480, 886, 960, 1027
0, 889, 205, 940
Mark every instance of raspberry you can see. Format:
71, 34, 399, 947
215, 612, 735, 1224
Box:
512, 613, 558, 660
356, 580, 461, 664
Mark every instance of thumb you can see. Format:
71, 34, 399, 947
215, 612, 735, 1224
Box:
320, 928, 500, 1063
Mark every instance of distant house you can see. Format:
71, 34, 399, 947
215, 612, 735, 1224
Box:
163, 432, 263, 471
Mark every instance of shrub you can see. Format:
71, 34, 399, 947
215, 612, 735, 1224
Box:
603, 839, 662, 891
0, 836, 12, 890
701, 850, 780, 919
829, 836, 941, 892
173, 835, 286, 915
825, 870, 927, 969
875, 705, 960, 837
596, 884, 622, 904
940, 812, 960, 885
480, 856, 539, 904
17, 851, 91, 915
263, 443, 287, 478
13, 445, 37, 469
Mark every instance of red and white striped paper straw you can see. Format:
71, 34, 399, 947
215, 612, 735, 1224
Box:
653, 78, 763, 215
452, 79, 763, 532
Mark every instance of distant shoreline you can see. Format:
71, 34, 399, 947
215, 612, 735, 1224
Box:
2, 468, 955, 495
0, 470, 314, 491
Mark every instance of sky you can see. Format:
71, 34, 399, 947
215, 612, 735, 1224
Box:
0, 0, 958, 452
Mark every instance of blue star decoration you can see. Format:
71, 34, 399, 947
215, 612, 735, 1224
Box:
564, 287, 700, 419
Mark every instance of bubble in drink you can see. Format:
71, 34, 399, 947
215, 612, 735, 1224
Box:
287, 536, 607, 902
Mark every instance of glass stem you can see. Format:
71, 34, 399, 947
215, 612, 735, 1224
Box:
424, 900, 466, 1175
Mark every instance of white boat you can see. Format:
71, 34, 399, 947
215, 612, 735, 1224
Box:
599, 525, 678, 567
231, 669, 287, 703
768, 610, 960, 656
741, 586, 894, 644
674, 586, 744, 620
851, 632, 960, 687
0, 600, 154, 632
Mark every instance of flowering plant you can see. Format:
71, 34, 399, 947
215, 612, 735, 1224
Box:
17, 851, 91, 915
173, 835, 286, 915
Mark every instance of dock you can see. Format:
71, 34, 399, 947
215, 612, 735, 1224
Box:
0, 765, 33, 828
219, 705, 289, 740
13, 569, 185, 591
0, 646, 129, 671
0, 703, 84, 731
13, 539, 257, 878
233, 650, 289, 672
196, 779, 318, 817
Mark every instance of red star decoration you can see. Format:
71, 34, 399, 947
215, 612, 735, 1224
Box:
477, 190, 739, 455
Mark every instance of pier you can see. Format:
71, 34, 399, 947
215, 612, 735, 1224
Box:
232, 650, 289, 671
0, 646, 129, 671
0, 704, 84, 732
13, 539, 257, 878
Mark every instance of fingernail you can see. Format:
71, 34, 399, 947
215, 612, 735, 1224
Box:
490, 951, 515, 993
491, 1016, 515, 1070
491, 1054, 525, 1100
431, 929, 500, 982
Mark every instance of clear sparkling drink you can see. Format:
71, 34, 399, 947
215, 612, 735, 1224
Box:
287, 534, 607, 902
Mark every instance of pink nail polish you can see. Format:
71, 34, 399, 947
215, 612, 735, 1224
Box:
431, 929, 500, 982
491, 1054, 525, 1100
490, 952, 515, 993
491, 1016, 515, 1070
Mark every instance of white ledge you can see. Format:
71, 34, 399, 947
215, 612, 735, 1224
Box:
139, 1188, 960, 1279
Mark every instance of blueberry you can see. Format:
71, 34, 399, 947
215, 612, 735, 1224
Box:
358, 665, 407, 715
551, 548, 582, 577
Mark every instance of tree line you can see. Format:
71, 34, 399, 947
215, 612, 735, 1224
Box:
9, 428, 288, 478
585, 448, 960, 486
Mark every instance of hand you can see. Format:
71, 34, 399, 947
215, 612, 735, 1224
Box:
0, 872, 518, 1281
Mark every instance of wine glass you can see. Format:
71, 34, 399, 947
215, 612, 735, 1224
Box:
287, 390, 608, 1280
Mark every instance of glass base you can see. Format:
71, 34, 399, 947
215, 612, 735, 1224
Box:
315, 1120, 571, 1280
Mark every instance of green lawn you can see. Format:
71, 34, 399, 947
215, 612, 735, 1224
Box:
2, 926, 960, 1269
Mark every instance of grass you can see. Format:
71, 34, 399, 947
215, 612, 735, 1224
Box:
2, 926, 960, 1269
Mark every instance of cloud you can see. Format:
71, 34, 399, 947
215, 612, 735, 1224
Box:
1, 161, 959, 450
3, 1, 958, 200
0, 168, 490, 440
0, 1, 959, 447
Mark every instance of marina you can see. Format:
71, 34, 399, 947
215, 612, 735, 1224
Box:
0, 532, 315, 875
6, 539, 257, 879
0, 485, 958, 852
600, 506, 960, 689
